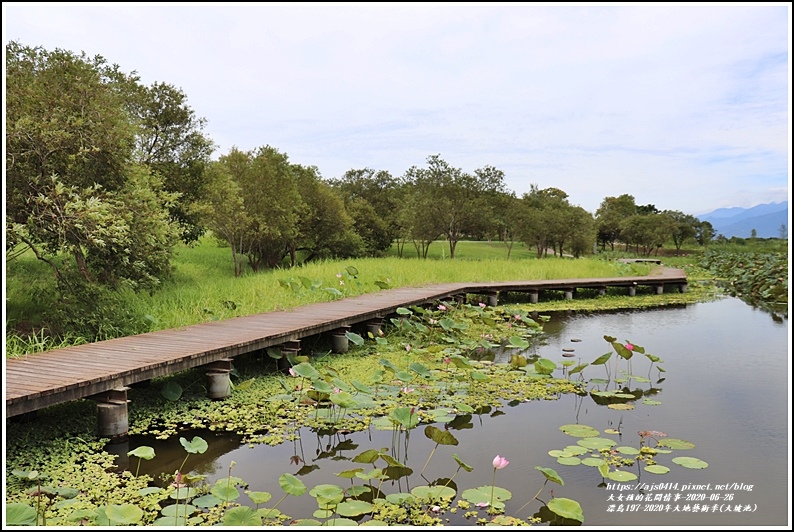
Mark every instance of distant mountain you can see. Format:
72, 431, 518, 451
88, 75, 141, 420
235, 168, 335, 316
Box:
699, 201, 788, 239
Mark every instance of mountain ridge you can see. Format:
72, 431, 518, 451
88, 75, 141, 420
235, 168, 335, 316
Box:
699, 201, 788, 239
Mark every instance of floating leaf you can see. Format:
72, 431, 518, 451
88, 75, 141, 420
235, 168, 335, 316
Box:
160, 504, 196, 517
557, 456, 581, 466
607, 470, 638, 482
211, 481, 240, 502
563, 445, 588, 456
548, 450, 572, 458
548, 497, 584, 522
577, 437, 616, 450
223, 506, 262, 526
293, 519, 324, 526
642, 399, 662, 405
323, 517, 359, 527
581, 457, 606, 467
152, 516, 187, 526
137, 487, 162, 496
192, 494, 222, 508
535, 466, 564, 486
608, 403, 635, 410
169, 487, 197, 500
105, 504, 143, 525
672, 457, 709, 469
507, 336, 530, 349
644, 465, 670, 474
336, 500, 374, 517
658, 438, 695, 450
615, 446, 641, 455
560, 424, 599, 438
604, 429, 621, 435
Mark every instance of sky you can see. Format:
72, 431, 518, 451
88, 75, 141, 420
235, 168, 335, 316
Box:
3, 3, 791, 216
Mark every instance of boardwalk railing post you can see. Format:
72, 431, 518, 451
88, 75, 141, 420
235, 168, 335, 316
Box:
332, 326, 350, 354
91, 387, 130, 442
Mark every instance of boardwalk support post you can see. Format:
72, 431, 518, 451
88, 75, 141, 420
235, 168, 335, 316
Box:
679, 283, 688, 293
205, 358, 233, 400
332, 327, 350, 354
655, 285, 664, 295
91, 387, 130, 442
366, 318, 383, 338
529, 290, 539, 304
628, 283, 637, 296
278, 341, 301, 371
597, 286, 607, 296
485, 291, 498, 307
564, 288, 574, 300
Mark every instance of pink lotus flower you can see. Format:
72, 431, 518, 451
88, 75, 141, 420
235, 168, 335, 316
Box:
492, 455, 509, 469
405, 344, 412, 351
438, 304, 447, 311
443, 357, 450, 365
401, 387, 414, 394
479, 302, 487, 308
336, 273, 342, 278
625, 343, 634, 351
288, 367, 298, 377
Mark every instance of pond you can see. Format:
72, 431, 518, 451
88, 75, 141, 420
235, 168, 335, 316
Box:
121, 296, 789, 526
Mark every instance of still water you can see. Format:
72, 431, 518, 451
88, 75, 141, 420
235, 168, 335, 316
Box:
126, 297, 790, 526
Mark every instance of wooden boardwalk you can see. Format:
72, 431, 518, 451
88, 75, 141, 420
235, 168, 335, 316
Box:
5, 269, 686, 419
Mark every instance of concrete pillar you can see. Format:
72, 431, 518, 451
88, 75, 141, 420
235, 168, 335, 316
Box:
529, 290, 539, 304
655, 285, 664, 295
679, 283, 688, 293
332, 326, 350, 354
628, 285, 637, 296
206, 370, 232, 400
486, 292, 498, 307
280, 340, 301, 370
564, 288, 573, 300
597, 286, 607, 296
366, 318, 383, 337
93, 387, 130, 442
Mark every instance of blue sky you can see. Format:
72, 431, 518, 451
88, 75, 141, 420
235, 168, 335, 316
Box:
3, 3, 790, 216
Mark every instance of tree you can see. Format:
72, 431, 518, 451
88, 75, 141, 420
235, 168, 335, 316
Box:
130, 82, 216, 243
328, 168, 400, 255
290, 164, 359, 265
6, 42, 182, 337
695, 220, 716, 247
198, 161, 250, 277
663, 210, 699, 250
778, 224, 788, 240
401, 155, 507, 258
619, 213, 671, 256
595, 194, 637, 251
